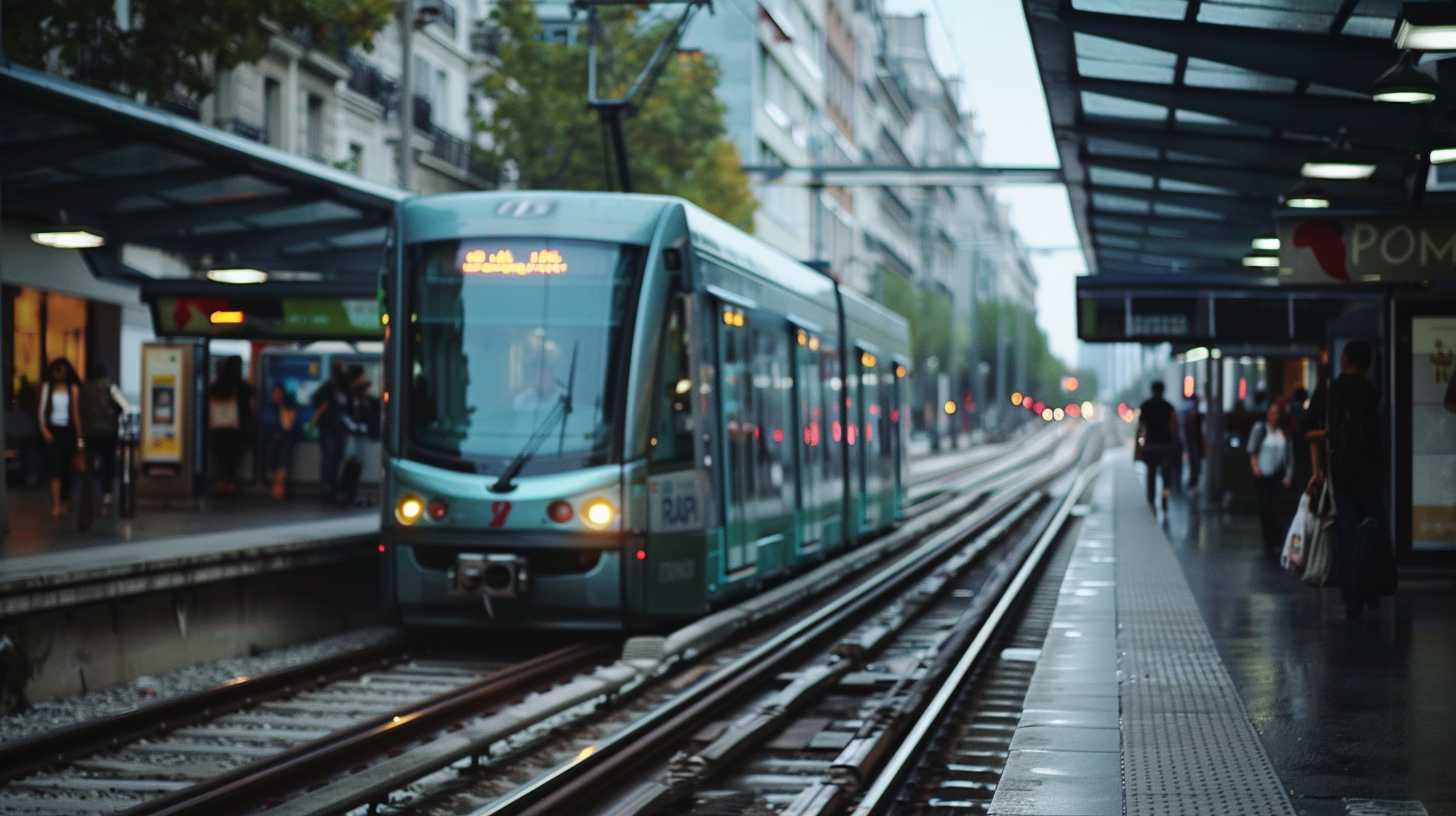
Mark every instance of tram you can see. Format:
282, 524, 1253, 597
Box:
380, 192, 911, 629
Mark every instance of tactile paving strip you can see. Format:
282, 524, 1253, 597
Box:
1113, 463, 1297, 816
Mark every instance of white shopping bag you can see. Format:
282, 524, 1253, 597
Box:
1281, 493, 1313, 573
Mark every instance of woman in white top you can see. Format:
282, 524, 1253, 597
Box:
38, 357, 84, 519
1248, 398, 1293, 551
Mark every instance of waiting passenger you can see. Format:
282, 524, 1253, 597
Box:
1248, 399, 1293, 552
207, 357, 254, 496
310, 363, 353, 504
1137, 380, 1180, 515
79, 362, 130, 507
260, 383, 301, 500
1181, 393, 1205, 490
37, 358, 83, 519
1306, 341, 1386, 620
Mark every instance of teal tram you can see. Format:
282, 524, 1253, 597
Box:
380, 192, 911, 630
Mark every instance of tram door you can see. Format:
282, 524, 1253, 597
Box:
793, 327, 822, 552
716, 301, 757, 577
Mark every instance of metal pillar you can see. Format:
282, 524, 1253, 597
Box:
397, 1, 415, 192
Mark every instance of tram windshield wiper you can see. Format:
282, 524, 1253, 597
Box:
490, 342, 578, 493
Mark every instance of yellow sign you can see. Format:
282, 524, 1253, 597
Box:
460, 248, 568, 276
142, 346, 185, 465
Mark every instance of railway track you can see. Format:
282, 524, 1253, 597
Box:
0, 433, 1068, 816
472, 431, 1100, 816
0, 642, 604, 815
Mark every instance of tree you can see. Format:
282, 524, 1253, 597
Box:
4, 0, 394, 103
475, 0, 757, 230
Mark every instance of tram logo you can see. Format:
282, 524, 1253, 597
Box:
495, 199, 554, 218
490, 501, 513, 528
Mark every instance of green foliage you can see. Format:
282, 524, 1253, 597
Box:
4, 0, 394, 102
476, 0, 757, 230
876, 267, 953, 375
970, 297, 1080, 402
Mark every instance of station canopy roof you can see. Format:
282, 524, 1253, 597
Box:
1, 63, 405, 306
1022, 0, 1456, 280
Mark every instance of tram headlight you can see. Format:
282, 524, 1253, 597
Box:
581, 498, 616, 530
395, 494, 425, 526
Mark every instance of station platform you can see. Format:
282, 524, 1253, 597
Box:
991, 454, 1455, 816
0, 489, 378, 616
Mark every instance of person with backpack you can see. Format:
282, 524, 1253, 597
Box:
1305, 340, 1389, 620
309, 363, 352, 504
1137, 380, 1181, 515
1248, 398, 1293, 552
37, 358, 83, 519
80, 362, 131, 508
207, 357, 254, 496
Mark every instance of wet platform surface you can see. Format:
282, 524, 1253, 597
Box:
993, 454, 1455, 816
1167, 485, 1456, 815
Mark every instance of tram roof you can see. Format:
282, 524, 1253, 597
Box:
1021, 0, 1456, 280
1, 62, 404, 299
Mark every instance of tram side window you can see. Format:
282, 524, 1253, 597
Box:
650, 294, 694, 465
821, 343, 845, 489
752, 324, 794, 514
859, 352, 882, 497
719, 308, 756, 522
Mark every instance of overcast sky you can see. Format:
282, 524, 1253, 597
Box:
883, 0, 1084, 365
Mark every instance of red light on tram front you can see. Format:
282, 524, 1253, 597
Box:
635, 549, 647, 561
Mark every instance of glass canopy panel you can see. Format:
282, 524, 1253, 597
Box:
1159, 177, 1240, 194
1089, 166, 1156, 188
68, 145, 201, 176
1174, 109, 1270, 136
114, 196, 170, 213
1164, 149, 1235, 165
1341, 14, 1398, 37
1081, 92, 1168, 120
329, 227, 388, 248
1305, 83, 1369, 98
1074, 33, 1177, 83
7, 167, 78, 186
1093, 192, 1153, 213
247, 201, 360, 228
1092, 215, 1150, 232
163, 174, 288, 204
1183, 58, 1299, 93
1086, 136, 1161, 159
1198, 0, 1338, 31
1148, 225, 1195, 238
1154, 202, 1226, 219
1070, 0, 1189, 19
1097, 234, 1144, 250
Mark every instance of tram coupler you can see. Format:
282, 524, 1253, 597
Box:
452, 553, 530, 600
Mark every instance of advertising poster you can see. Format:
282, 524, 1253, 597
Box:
142, 345, 185, 467
264, 353, 326, 442
1411, 317, 1456, 550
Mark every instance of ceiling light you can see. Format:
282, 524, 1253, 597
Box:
1301, 144, 1379, 179
1241, 254, 1281, 269
207, 267, 269, 284
1372, 58, 1440, 104
1251, 235, 1280, 251
1282, 183, 1331, 209
1395, 3, 1456, 50
30, 229, 105, 249
1430, 146, 1456, 163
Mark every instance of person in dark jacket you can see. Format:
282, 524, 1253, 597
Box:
1181, 393, 1205, 490
1305, 341, 1385, 620
207, 357, 253, 496
80, 362, 130, 507
260, 383, 301, 499
1138, 380, 1181, 514
310, 363, 351, 503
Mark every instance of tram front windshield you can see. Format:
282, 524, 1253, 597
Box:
407, 237, 639, 474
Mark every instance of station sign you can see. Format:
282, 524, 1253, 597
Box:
1277, 214, 1456, 285
150, 296, 383, 340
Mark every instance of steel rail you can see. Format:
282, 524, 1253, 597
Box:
847, 462, 1103, 815
126, 641, 607, 816
480, 437, 1087, 816
0, 637, 406, 784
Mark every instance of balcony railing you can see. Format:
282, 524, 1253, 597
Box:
429, 126, 496, 184
220, 118, 265, 142
346, 54, 398, 110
